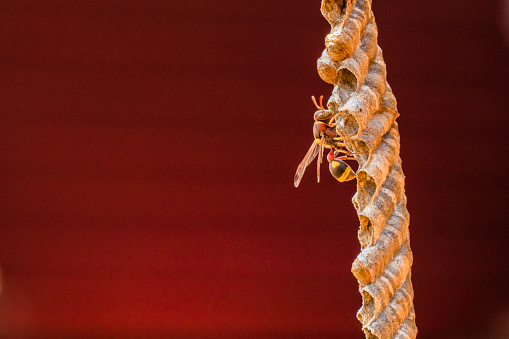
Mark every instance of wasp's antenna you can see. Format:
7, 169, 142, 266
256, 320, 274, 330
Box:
319, 95, 325, 110
311, 96, 321, 110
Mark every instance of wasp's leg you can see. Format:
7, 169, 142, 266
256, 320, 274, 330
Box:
335, 155, 358, 161
334, 149, 367, 155
326, 112, 341, 127
327, 112, 358, 129
333, 134, 358, 141
326, 113, 362, 140
332, 142, 347, 148
332, 131, 361, 141
332, 150, 361, 159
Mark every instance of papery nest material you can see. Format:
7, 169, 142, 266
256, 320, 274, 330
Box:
318, 0, 417, 338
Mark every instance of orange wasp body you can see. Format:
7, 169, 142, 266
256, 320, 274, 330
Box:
294, 96, 358, 187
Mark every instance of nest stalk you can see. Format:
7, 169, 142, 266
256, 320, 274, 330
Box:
317, 1, 417, 338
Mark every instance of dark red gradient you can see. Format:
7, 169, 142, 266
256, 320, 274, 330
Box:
1, 1, 508, 338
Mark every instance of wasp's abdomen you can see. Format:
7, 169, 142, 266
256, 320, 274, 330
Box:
329, 159, 356, 182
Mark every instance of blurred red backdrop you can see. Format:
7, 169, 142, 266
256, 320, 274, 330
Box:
1, 1, 508, 338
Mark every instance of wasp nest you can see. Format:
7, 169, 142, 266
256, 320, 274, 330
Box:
317, 1, 417, 338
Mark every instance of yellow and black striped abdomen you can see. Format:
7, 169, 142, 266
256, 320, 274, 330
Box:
329, 159, 356, 182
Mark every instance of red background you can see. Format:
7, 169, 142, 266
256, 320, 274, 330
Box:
1, 1, 508, 338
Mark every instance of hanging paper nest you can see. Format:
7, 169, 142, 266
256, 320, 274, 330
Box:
318, 1, 417, 338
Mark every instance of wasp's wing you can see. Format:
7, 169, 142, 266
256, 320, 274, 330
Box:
317, 135, 325, 183
294, 141, 319, 187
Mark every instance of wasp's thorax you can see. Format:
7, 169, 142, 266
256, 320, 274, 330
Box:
313, 110, 340, 149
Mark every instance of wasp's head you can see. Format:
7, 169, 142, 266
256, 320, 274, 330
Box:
311, 95, 333, 122
311, 95, 333, 123
313, 109, 333, 122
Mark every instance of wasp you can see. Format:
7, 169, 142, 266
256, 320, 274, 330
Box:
294, 95, 360, 187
